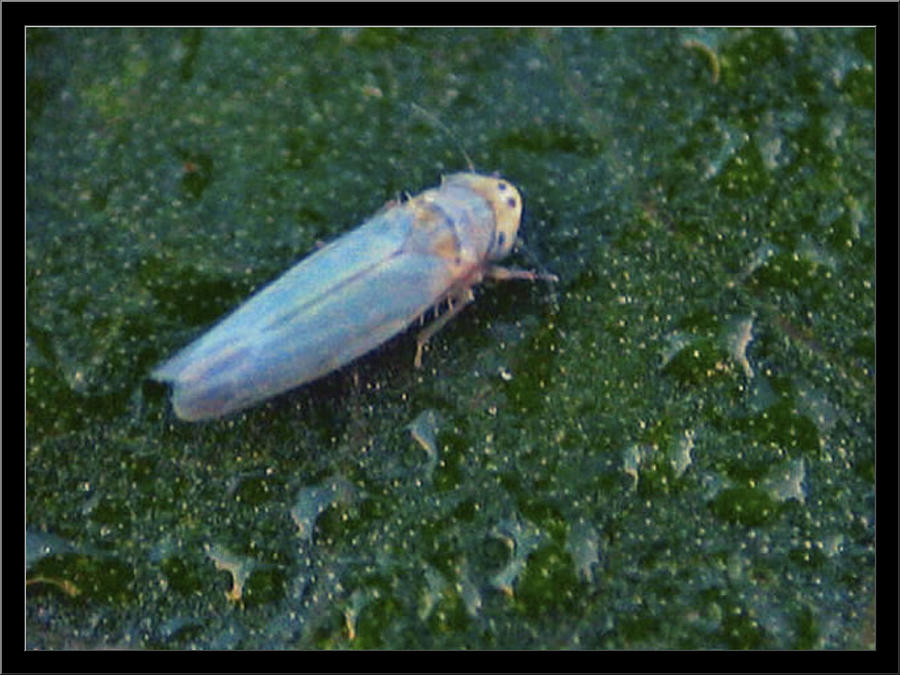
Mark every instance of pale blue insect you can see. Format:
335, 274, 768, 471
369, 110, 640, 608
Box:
153, 172, 556, 421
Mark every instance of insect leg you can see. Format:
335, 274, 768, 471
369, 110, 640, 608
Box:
414, 288, 475, 368
486, 265, 559, 283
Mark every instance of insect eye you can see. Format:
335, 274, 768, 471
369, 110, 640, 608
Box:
497, 182, 507, 191
506, 197, 517, 209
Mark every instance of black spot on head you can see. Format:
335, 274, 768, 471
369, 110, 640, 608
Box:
507, 197, 517, 209
497, 232, 506, 248
497, 182, 507, 191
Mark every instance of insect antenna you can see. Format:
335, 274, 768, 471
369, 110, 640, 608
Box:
410, 103, 476, 172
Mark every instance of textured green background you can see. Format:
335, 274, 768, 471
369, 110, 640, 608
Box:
26, 28, 874, 649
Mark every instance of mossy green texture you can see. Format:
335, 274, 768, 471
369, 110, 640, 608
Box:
27, 28, 873, 649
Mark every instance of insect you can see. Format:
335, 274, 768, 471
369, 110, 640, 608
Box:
153, 172, 557, 421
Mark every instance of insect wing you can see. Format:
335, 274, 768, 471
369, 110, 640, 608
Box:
153, 206, 456, 420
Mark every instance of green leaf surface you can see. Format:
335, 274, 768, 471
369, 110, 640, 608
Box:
27, 27, 874, 649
